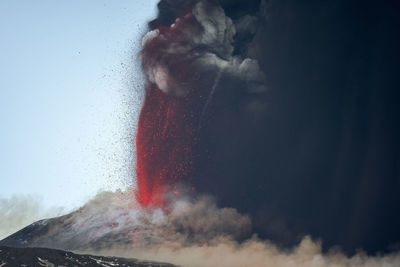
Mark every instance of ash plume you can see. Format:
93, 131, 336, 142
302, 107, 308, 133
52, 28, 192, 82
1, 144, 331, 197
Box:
137, 0, 400, 255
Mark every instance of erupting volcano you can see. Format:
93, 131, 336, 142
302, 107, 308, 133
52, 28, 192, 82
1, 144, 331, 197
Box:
1, 0, 400, 265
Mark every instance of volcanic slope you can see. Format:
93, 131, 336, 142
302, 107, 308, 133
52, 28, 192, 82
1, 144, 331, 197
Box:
0, 246, 175, 267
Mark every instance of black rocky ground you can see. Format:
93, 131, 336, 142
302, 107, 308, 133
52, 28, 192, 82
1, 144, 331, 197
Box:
0, 246, 176, 267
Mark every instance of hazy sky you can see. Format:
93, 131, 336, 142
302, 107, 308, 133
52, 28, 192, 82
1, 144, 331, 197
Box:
0, 0, 157, 210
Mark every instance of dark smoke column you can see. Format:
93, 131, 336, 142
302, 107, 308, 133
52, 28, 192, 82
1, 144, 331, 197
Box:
135, 0, 400, 255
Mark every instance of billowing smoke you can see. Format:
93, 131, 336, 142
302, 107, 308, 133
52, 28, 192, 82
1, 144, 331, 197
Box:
141, 0, 266, 98
84, 192, 400, 267
3, 190, 399, 267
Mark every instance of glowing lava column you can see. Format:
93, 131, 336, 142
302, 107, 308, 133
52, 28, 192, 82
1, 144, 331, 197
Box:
136, 83, 195, 207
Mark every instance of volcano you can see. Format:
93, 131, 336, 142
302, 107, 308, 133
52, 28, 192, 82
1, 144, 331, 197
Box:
1, 0, 399, 264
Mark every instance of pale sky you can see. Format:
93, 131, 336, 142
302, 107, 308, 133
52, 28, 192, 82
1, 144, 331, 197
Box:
0, 0, 158, 210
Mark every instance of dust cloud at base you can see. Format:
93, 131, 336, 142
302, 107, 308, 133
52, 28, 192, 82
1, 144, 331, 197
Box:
70, 190, 400, 267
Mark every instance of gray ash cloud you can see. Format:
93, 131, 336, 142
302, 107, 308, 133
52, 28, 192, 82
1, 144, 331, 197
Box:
141, 0, 267, 111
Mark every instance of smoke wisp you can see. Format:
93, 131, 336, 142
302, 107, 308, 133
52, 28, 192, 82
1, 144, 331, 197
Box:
0, 195, 65, 240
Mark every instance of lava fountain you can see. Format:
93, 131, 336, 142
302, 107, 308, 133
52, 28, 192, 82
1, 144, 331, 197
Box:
136, 83, 197, 207
135, 19, 206, 207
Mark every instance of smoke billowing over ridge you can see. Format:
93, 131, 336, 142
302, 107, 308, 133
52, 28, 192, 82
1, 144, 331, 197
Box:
2, 190, 400, 266
85, 191, 400, 267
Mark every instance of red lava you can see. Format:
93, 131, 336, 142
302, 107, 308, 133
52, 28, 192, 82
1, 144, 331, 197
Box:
136, 84, 195, 207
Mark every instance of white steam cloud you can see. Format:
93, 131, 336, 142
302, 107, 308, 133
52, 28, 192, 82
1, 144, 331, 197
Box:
0, 195, 65, 240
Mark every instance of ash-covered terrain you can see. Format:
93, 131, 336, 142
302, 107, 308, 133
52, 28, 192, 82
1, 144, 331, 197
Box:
0, 246, 175, 267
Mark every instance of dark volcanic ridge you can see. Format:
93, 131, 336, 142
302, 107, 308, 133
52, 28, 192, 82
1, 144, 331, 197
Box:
0, 246, 175, 267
